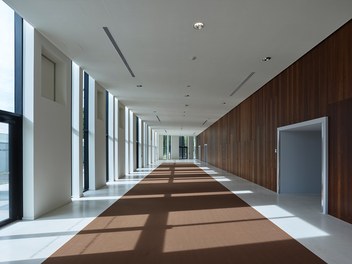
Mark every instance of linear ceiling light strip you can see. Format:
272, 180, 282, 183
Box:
202, 120, 207, 126
229, 72, 255, 97
156, 115, 161, 122
103, 26, 135, 78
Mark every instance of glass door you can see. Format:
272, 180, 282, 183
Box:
0, 123, 9, 222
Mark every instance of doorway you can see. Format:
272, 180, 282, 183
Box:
204, 144, 208, 163
277, 117, 328, 214
179, 136, 188, 159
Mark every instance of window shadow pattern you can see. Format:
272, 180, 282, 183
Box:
43, 163, 325, 264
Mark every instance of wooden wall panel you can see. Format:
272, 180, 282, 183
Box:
328, 99, 352, 223
197, 19, 352, 223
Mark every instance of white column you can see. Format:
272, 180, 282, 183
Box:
108, 93, 115, 182
138, 118, 143, 168
143, 122, 148, 166
118, 102, 125, 178
141, 121, 146, 167
159, 135, 164, 160
148, 126, 152, 165
114, 97, 119, 180
125, 106, 130, 174
71, 62, 83, 198
129, 111, 135, 173
22, 21, 35, 219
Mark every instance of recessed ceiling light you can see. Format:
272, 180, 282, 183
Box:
185, 94, 190, 97
193, 22, 204, 30
185, 104, 189, 107
187, 85, 191, 88
191, 56, 197, 61
262, 56, 271, 62
137, 84, 143, 87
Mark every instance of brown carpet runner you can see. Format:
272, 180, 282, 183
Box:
44, 163, 325, 263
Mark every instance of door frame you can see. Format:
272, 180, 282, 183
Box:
277, 117, 328, 214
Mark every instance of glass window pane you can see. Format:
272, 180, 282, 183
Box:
0, 123, 9, 221
0, 1, 15, 113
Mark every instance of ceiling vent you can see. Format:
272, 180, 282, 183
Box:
103, 27, 135, 78
229, 72, 255, 97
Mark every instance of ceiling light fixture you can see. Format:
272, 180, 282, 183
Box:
185, 94, 190, 97
230, 72, 255, 97
185, 104, 189, 107
137, 84, 142, 88
193, 22, 204, 30
191, 56, 197, 61
262, 56, 271, 62
103, 27, 135, 77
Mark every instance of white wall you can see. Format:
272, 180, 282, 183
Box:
142, 121, 148, 167
153, 131, 158, 163
124, 107, 130, 174
159, 135, 164, 160
107, 94, 119, 181
71, 62, 83, 198
118, 102, 126, 178
114, 97, 119, 179
279, 131, 322, 194
171, 136, 179, 159
23, 24, 72, 219
129, 112, 136, 172
88, 80, 106, 190
188, 136, 194, 159
137, 118, 143, 168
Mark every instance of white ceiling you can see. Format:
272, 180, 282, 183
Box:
5, 0, 352, 136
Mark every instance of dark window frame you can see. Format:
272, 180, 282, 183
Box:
83, 72, 89, 191
106, 91, 109, 182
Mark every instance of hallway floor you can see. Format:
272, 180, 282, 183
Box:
0, 160, 351, 263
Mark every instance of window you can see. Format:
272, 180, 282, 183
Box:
41, 55, 56, 101
0, 123, 9, 221
162, 135, 171, 160
83, 72, 89, 191
0, 1, 23, 227
179, 136, 188, 159
0, 1, 15, 113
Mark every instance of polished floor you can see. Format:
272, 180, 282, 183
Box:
0, 160, 351, 263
